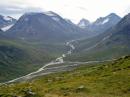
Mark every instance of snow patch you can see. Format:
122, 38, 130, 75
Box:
1, 24, 14, 31
79, 22, 86, 27
52, 17, 60, 22
44, 11, 57, 17
102, 18, 109, 24
3, 16, 12, 21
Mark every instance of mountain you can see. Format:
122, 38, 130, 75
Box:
0, 15, 16, 31
5, 11, 89, 43
93, 13, 121, 26
78, 18, 90, 28
95, 13, 130, 46
78, 13, 121, 36
65, 13, 130, 61
92, 13, 121, 33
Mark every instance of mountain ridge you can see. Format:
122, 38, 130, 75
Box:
4, 11, 90, 43
77, 13, 121, 36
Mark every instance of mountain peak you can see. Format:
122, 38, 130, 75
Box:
93, 13, 121, 26
78, 18, 90, 28
107, 13, 121, 19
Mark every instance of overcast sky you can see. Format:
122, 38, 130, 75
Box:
0, 0, 130, 23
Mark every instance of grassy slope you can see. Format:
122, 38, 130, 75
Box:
65, 32, 130, 62
0, 56, 130, 97
0, 39, 68, 82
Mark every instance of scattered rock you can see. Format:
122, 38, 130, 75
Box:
75, 85, 86, 93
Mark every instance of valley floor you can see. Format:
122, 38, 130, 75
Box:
0, 56, 130, 97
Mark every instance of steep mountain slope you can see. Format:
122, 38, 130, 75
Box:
64, 18, 74, 25
0, 15, 16, 31
5, 12, 89, 43
65, 13, 130, 61
0, 56, 130, 97
78, 13, 121, 36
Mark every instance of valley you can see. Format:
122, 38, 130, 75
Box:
2, 40, 76, 83
0, 5, 130, 97
1, 39, 114, 84
0, 39, 69, 82
0, 55, 130, 97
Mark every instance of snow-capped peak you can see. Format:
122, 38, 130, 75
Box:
94, 13, 121, 26
78, 19, 90, 28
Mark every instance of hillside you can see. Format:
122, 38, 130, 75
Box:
0, 56, 130, 97
0, 39, 68, 82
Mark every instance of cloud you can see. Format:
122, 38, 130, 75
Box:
124, 6, 130, 15
0, 0, 130, 23
0, 4, 44, 18
0, 5, 43, 14
76, 6, 87, 11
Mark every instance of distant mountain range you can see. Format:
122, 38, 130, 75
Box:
78, 13, 121, 36
3, 11, 89, 43
0, 12, 122, 42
